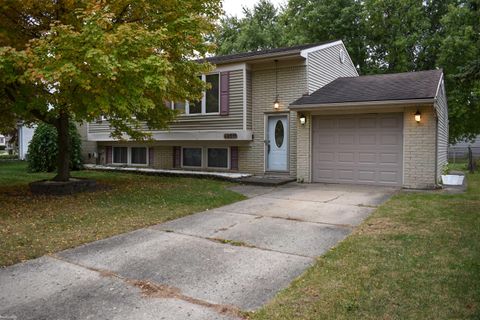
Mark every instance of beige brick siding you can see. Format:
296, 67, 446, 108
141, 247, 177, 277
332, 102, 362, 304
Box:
239, 63, 307, 176
403, 105, 437, 189
296, 113, 312, 182
152, 146, 173, 169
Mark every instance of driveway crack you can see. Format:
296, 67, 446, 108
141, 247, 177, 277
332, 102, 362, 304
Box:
48, 254, 245, 319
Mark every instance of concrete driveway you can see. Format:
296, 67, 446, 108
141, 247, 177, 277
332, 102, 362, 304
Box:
0, 183, 396, 320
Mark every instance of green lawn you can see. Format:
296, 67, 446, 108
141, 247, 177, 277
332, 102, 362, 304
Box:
0, 161, 244, 267
250, 173, 480, 319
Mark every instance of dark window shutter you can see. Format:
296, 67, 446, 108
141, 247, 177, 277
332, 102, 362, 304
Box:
230, 146, 238, 170
148, 147, 154, 166
173, 146, 181, 168
105, 146, 112, 164
220, 72, 230, 116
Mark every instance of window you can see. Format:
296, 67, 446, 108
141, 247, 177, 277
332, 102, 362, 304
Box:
207, 148, 228, 168
111, 146, 148, 165
172, 73, 220, 115
173, 101, 186, 113
189, 100, 202, 114
182, 148, 202, 167
131, 147, 147, 165
206, 74, 220, 113
113, 147, 128, 164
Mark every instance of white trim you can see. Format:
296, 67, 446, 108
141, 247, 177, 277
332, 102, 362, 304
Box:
242, 65, 247, 131
290, 98, 435, 110
300, 40, 343, 58
88, 130, 253, 142
435, 72, 444, 100
211, 63, 246, 73
206, 147, 230, 169
172, 73, 220, 116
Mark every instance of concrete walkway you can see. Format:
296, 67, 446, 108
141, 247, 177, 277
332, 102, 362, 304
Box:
0, 183, 397, 320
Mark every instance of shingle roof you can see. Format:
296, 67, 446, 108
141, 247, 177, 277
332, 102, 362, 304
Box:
201, 41, 338, 64
291, 69, 443, 107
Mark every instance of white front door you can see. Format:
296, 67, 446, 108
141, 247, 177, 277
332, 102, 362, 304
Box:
267, 115, 288, 171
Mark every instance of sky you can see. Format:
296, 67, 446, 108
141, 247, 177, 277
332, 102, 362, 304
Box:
222, 0, 287, 17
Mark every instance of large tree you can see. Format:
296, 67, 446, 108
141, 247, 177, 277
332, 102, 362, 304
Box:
0, 0, 221, 181
216, 0, 285, 55
438, 0, 480, 142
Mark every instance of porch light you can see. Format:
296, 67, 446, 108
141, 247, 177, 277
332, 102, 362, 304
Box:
415, 110, 421, 123
299, 114, 306, 125
273, 97, 280, 110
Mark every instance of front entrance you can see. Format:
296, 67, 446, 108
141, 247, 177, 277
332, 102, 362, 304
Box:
267, 115, 288, 171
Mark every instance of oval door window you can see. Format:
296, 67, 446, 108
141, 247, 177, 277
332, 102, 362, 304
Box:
275, 120, 284, 148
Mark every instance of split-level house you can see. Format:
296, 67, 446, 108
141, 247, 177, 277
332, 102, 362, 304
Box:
84, 40, 448, 189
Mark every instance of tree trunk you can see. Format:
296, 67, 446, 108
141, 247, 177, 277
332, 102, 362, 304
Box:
53, 112, 70, 181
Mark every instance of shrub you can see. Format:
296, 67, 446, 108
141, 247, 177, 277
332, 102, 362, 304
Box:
27, 123, 83, 172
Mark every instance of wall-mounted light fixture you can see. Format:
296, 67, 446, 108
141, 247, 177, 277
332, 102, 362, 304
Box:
273, 59, 280, 110
415, 110, 421, 123
299, 114, 306, 125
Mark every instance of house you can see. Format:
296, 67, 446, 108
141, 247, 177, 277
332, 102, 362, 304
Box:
84, 40, 448, 189
17, 122, 36, 160
0, 134, 5, 148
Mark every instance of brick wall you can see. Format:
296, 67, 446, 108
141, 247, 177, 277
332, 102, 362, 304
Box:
238, 63, 307, 176
152, 146, 173, 169
296, 113, 312, 182
403, 105, 437, 189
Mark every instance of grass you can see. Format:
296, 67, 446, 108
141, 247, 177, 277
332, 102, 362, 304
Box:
250, 173, 480, 319
0, 161, 245, 267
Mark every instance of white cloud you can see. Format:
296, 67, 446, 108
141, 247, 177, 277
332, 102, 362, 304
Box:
222, 0, 286, 18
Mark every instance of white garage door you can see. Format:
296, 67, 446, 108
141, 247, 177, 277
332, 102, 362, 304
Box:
312, 113, 403, 186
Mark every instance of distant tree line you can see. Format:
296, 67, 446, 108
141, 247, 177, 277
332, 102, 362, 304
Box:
214, 0, 480, 143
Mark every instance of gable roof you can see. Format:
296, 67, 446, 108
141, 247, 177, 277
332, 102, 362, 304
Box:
291, 69, 443, 108
201, 41, 340, 65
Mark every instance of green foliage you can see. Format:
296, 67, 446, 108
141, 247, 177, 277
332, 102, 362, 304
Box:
27, 123, 82, 173
215, 0, 480, 142
0, 1, 222, 179
216, 0, 286, 55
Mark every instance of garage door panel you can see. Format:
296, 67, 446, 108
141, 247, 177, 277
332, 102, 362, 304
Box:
338, 118, 356, 129
338, 134, 355, 145
317, 134, 336, 145
359, 117, 376, 129
359, 134, 376, 145
338, 152, 355, 163
358, 153, 377, 164
313, 113, 403, 186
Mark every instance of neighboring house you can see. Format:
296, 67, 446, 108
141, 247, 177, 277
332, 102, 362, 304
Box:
0, 135, 5, 148
17, 122, 36, 160
85, 40, 448, 189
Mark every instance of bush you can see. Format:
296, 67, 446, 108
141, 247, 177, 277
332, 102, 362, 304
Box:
0, 145, 5, 151
27, 123, 83, 172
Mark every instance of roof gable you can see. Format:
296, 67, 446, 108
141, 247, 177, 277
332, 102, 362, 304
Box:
291, 69, 443, 106
201, 41, 340, 65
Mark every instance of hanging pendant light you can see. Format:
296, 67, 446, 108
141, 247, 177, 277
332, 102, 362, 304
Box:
273, 59, 280, 110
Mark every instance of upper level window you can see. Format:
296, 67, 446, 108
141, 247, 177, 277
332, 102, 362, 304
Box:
172, 73, 220, 115
205, 74, 220, 113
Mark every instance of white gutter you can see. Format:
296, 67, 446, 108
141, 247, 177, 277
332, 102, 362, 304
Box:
299, 40, 343, 58
289, 98, 435, 110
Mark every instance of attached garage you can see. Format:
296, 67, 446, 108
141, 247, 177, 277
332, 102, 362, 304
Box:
312, 113, 403, 186
291, 69, 449, 189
